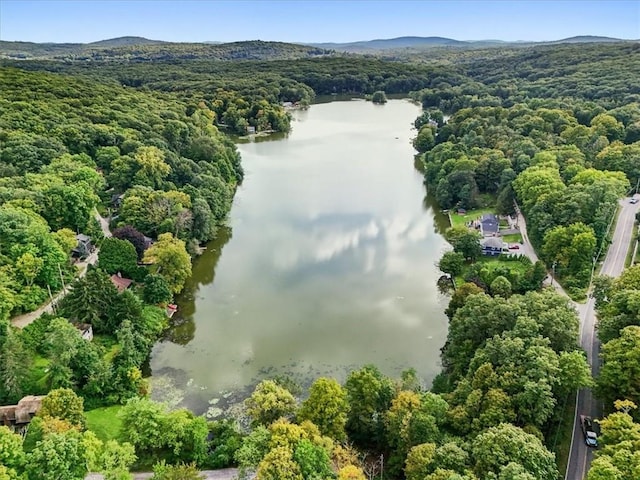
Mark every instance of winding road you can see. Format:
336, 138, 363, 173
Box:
10, 210, 111, 329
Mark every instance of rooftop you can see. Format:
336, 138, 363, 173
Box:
481, 237, 505, 249
110, 273, 133, 293
0, 395, 45, 426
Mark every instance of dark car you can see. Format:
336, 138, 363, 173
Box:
580, 415, 598, 447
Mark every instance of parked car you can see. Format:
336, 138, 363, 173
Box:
630, 198, 638, 204
580, 415, 598, 447
509, 244, 520, 250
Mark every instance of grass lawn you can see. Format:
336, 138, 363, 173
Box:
501, 233, 523, 244
476, 256, 530, 274
25, 355, 51, 394
32, 355, 49, 373
86, 405, 123, 442
449, 208, 495, 228
455, 255, 531, 286
93, 334, 121, 363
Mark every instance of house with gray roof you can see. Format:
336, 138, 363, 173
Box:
481, 237, 507, 256
480, 214, 499, 237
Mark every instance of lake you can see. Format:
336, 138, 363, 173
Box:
149, 99, 451, 416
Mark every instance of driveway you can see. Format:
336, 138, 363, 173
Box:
515, 210, 572, 298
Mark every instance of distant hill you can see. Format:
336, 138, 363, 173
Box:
0, 41, 83, 58
87, 36, 165, 47
0, 39, 332, 61
308, 35, 631, 52
310, 36, 467, 52
551, 35, 628, 44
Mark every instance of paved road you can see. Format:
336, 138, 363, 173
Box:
86, 468, 245, 480
10, 211, 111, 329
10, 249, 99, 328
566, 197, 640, 480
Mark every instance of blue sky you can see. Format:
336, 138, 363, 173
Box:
1, 0, 638, 43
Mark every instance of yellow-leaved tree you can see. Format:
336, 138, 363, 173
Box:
142, 233, 191, 294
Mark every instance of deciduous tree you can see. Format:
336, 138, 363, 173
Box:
490, 276, 512, 298
0, 321, 30, 404
98, 237, 139, 278
414, 126, 436, 153
471, 423, 557, 480
298, 377, 349, 441
587, 401, 640, 480
0, 426, 25, 479
597, 326, 640, 407
99, 440, 137, 480
143, 233, 192, 294
234, 425, 271, 469
143, 274, 173, 305
256, 446, 303, 480
405, 442, 436, 480
26, 431, 87, 480
337, 465, 366, 480
345, 365, 395, 449
292, 438, 333, 480
112, 225, 147, 260
39, 388, 86, 429
151, 462, 203, 480
245, 380, 297, 427
438, 251, 465, 278
444, 227, 482, 262
371, 91, 387, 104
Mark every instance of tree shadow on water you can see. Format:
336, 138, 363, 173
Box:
163, 226, 233, 346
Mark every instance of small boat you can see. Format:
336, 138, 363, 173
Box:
166, 304, 178, 318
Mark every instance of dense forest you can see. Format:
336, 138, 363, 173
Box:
0, 38, 332, 61
1, 39, 639, 479
412, 42, 640, 295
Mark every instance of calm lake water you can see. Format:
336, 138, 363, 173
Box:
149, 99, 451, 416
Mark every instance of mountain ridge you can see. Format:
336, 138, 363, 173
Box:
549, 35, 629, 43
0, 35, 634, 61
4, 34, 633, 48
87, 36, 166, 47
305, 34, 633, 51
0, 38, 331, 61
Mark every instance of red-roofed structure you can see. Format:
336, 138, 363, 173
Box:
110, 273, 133, 293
